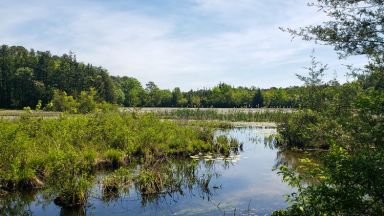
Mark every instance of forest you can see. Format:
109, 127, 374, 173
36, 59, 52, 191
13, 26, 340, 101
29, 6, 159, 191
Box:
0, 44, 340, 109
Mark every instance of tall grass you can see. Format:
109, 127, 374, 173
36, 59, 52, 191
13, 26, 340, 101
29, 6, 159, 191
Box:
0, 110, 238, 207
158, 109, 290, 122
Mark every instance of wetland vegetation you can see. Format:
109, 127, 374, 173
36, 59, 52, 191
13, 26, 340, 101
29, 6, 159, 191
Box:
0, 111, 243, 208
0, 0, 383, 215
154, 108, 290, 123
0, 125, 295, 215
271, 0, 384, 215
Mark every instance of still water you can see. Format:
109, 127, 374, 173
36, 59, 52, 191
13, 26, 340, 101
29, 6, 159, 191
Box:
3, 126, 300, 215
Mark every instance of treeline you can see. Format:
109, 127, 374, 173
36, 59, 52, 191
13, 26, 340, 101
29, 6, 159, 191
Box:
112, 78, 302, 108
0, 45, 115, 109
1, 44, 340, 110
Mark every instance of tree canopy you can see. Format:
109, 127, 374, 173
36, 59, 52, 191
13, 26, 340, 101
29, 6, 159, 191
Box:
0, 45, 115, 108
275, 0, 384, 215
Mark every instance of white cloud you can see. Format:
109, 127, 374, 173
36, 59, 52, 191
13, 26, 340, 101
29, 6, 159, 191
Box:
0, 0, 365, 90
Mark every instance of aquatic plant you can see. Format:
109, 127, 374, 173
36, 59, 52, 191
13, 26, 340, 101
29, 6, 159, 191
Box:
212, 135, 241, 157
102, 168, 132, 202
158, 108, 290, 122
0, 110, 222, 207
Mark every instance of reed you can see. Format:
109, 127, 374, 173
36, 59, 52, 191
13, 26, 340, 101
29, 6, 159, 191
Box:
0, 110, 240, 207
158, 108, 290, 122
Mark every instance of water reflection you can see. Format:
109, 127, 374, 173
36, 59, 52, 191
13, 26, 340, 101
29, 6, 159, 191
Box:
59, 207, 86, 216
260, 131, 317, 170
275, 150, 307, 169
130, 158, 226, 207
0, 192, 34, 215
2, 126, 310, 215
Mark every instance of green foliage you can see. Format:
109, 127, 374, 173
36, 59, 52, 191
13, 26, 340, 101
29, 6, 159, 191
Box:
103, 149, 124, 168
48, 150, 94, 207
144, 81, 163, 107
0, 44, 333, 110
282, 0, 384, 61
47, 90, 78, 113
110, 77, 303, 108
277, 110, 344, 149
111, 76, 144, 107
102, 167, 132, 201
77, 88, 97, 113
252, 88, 264, 107
35, 100, 42, 111
212, 135, 241, 157
45, 88, 116, 114
0, 112, 218, 200
275, 144, 384, 215
0, 45, 116, 109
0, 110, 246, 207
275, 0, 384, 214
171, 87, 185, 107
133, 159, 201, 198
295, 54, 329, 111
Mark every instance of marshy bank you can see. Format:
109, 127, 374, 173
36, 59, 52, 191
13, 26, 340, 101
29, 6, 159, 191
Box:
129, 108, 292, 122
0, 111, 235, 204
0, 120, 308, 215
0, 111, 246, 207
0, 107, 292, 122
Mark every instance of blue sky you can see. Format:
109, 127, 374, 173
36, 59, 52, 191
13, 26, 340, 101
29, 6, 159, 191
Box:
0, 0, 366, 90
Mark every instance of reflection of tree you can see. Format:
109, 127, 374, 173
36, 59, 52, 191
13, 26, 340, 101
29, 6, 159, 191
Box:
59, 206, 85, 216
0, 192, 35, 216
0, 191, 88, 216
133, 158, 226, 207
275, 150, 322, 181
275, 150, 322, 169
275, 151, 304, 169
263, 134, 278, 149
101, 187, 121, 203
0, 155, 233, 214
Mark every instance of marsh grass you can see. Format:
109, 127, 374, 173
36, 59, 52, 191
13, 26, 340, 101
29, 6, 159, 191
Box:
130, 157, 222, 206
0, 110, 240, 207
0, 110, 61, 120
173, 119, 233, 129
158, 109, 290, 122
102, 168, 132, 202
213, 135, 241, 157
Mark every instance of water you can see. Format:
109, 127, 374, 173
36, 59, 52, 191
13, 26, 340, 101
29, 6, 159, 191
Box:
2, 126, 300, 215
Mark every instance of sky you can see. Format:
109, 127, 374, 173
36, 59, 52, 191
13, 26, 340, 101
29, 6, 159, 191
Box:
0, 0, 366, 90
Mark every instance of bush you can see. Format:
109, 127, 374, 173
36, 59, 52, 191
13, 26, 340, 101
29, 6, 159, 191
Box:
277, 110, 344, 149
45, 88, 117, 114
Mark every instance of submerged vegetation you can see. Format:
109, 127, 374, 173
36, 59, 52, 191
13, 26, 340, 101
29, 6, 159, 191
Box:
0, 110, 243, 207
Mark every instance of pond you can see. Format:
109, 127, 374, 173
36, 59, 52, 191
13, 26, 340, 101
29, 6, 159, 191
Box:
1, 126, 302, 216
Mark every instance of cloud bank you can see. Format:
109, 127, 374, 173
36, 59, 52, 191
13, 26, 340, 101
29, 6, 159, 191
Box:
0, 0, 365, 90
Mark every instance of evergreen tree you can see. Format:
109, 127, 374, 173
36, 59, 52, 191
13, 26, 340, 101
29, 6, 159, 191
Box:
252, 88, 264, 108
